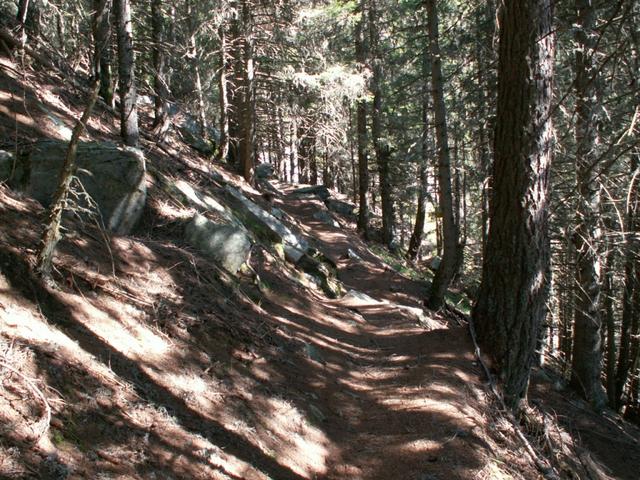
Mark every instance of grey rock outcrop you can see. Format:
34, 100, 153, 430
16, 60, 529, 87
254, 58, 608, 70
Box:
325, 198, 356, 216
255, 163, 275, 179
224, 185, 309, 263
312, 210, 340, 228
185, 213, 252, 274
17, 140, 146, 234
291, 185, 331, 201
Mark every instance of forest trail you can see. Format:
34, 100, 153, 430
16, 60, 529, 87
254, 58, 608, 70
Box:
2, 55, 640, 480
248, 183, 493, 479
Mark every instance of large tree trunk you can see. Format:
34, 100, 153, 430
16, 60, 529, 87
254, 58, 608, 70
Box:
616, 160, 640, 407
355, 1, 369, 239
569, 0, 607, 409
425, 0, 460, 310
151, 0, 168, 130
114, 0, 139, 147
216, 23, 230, 163
472, 0, 555, 410
408, 49, 432, 262
238, 0, 255, 183
369, 0, 394, 247
602, 247, 617, 407
92, 0, 114, 107
186, 0, 208, 140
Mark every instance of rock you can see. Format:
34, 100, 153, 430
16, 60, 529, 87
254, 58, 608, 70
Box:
325, 198, 356, 216
296, 250, 342, 298
38, 105, 73, 140
224, 185, 309, 263
136, 94, 154, 106
171, 179, 233, 220
0, 150, 16, 182
340, 289, 384, 307
428, 256, 441, 271
312, 210, 340, 228
290, 185, 331, 201
24, 140, 146, 234
347, 248, 362, 261
178, 120, 215, 155
255, 163, 275, 179
304, 342, 326, 364
185, 213, 252, 274
308, 404, 327, 423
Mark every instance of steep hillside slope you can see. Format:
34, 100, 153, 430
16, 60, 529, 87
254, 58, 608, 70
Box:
1, 55, 639, 480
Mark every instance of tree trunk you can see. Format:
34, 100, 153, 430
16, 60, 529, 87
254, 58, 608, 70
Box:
569, 0, 607, 410
369, 0, 394, 247
616, 161, 640, 407
472, 0, 555, 410
408, 51, 432, 262
216, 23, 230, 163
36, 81, 100, 280
238, 0, 255, 183
92, 0, 114, 107
602, 247, 617, 407
355, 1, 369, 239
16, 0, 30, 47
151, 0, 168, 130
425, 0, 460, 310
114, 0, 139, 147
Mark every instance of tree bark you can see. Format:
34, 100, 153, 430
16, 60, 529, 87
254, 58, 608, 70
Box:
616, 160, 640, 407
151, 0, 168, 130
114, 0, 139, 147
355, 1, 369, 239
369, 0, 394, 247
92, 0, 114, 107
472, 0, 555, 410
238, 0, 255, 183
36, 81, 101, 280
569, 0, 607, 410
408, 49, 432, 261
216, 23, 230, 163
425, 0, 460, 310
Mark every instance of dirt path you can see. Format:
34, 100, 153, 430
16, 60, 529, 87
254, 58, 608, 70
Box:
252, 187, 497, 479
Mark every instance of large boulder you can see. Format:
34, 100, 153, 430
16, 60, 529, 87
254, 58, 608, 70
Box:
185, 214, 252, 274
224, 186, 309, 263
20, 140, 146, 235
290, 185, 331, 201
325, 198, 356, 216
312, 210, 340, 228
255, 163, 275, 179
175, 113, 220, 155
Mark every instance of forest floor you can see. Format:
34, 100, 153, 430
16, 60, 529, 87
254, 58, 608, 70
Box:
1, 55, 640, 480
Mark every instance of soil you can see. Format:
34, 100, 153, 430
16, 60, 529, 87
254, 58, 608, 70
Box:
1, 54, 639, 480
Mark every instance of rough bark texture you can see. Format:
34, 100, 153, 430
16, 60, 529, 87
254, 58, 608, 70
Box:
369, 0, 394, 247
355, 2, 369, 238
92, 0, 114, 107
114, 0, 139, 147
216, 24, 230, 163
425, 0, 460, 310
569, 0, 607, 409
616, 161, 640, 407
151, 0, 168, 129
238, 0, 255, 183
472, 0, 555, 410
408, 51, 432, 262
